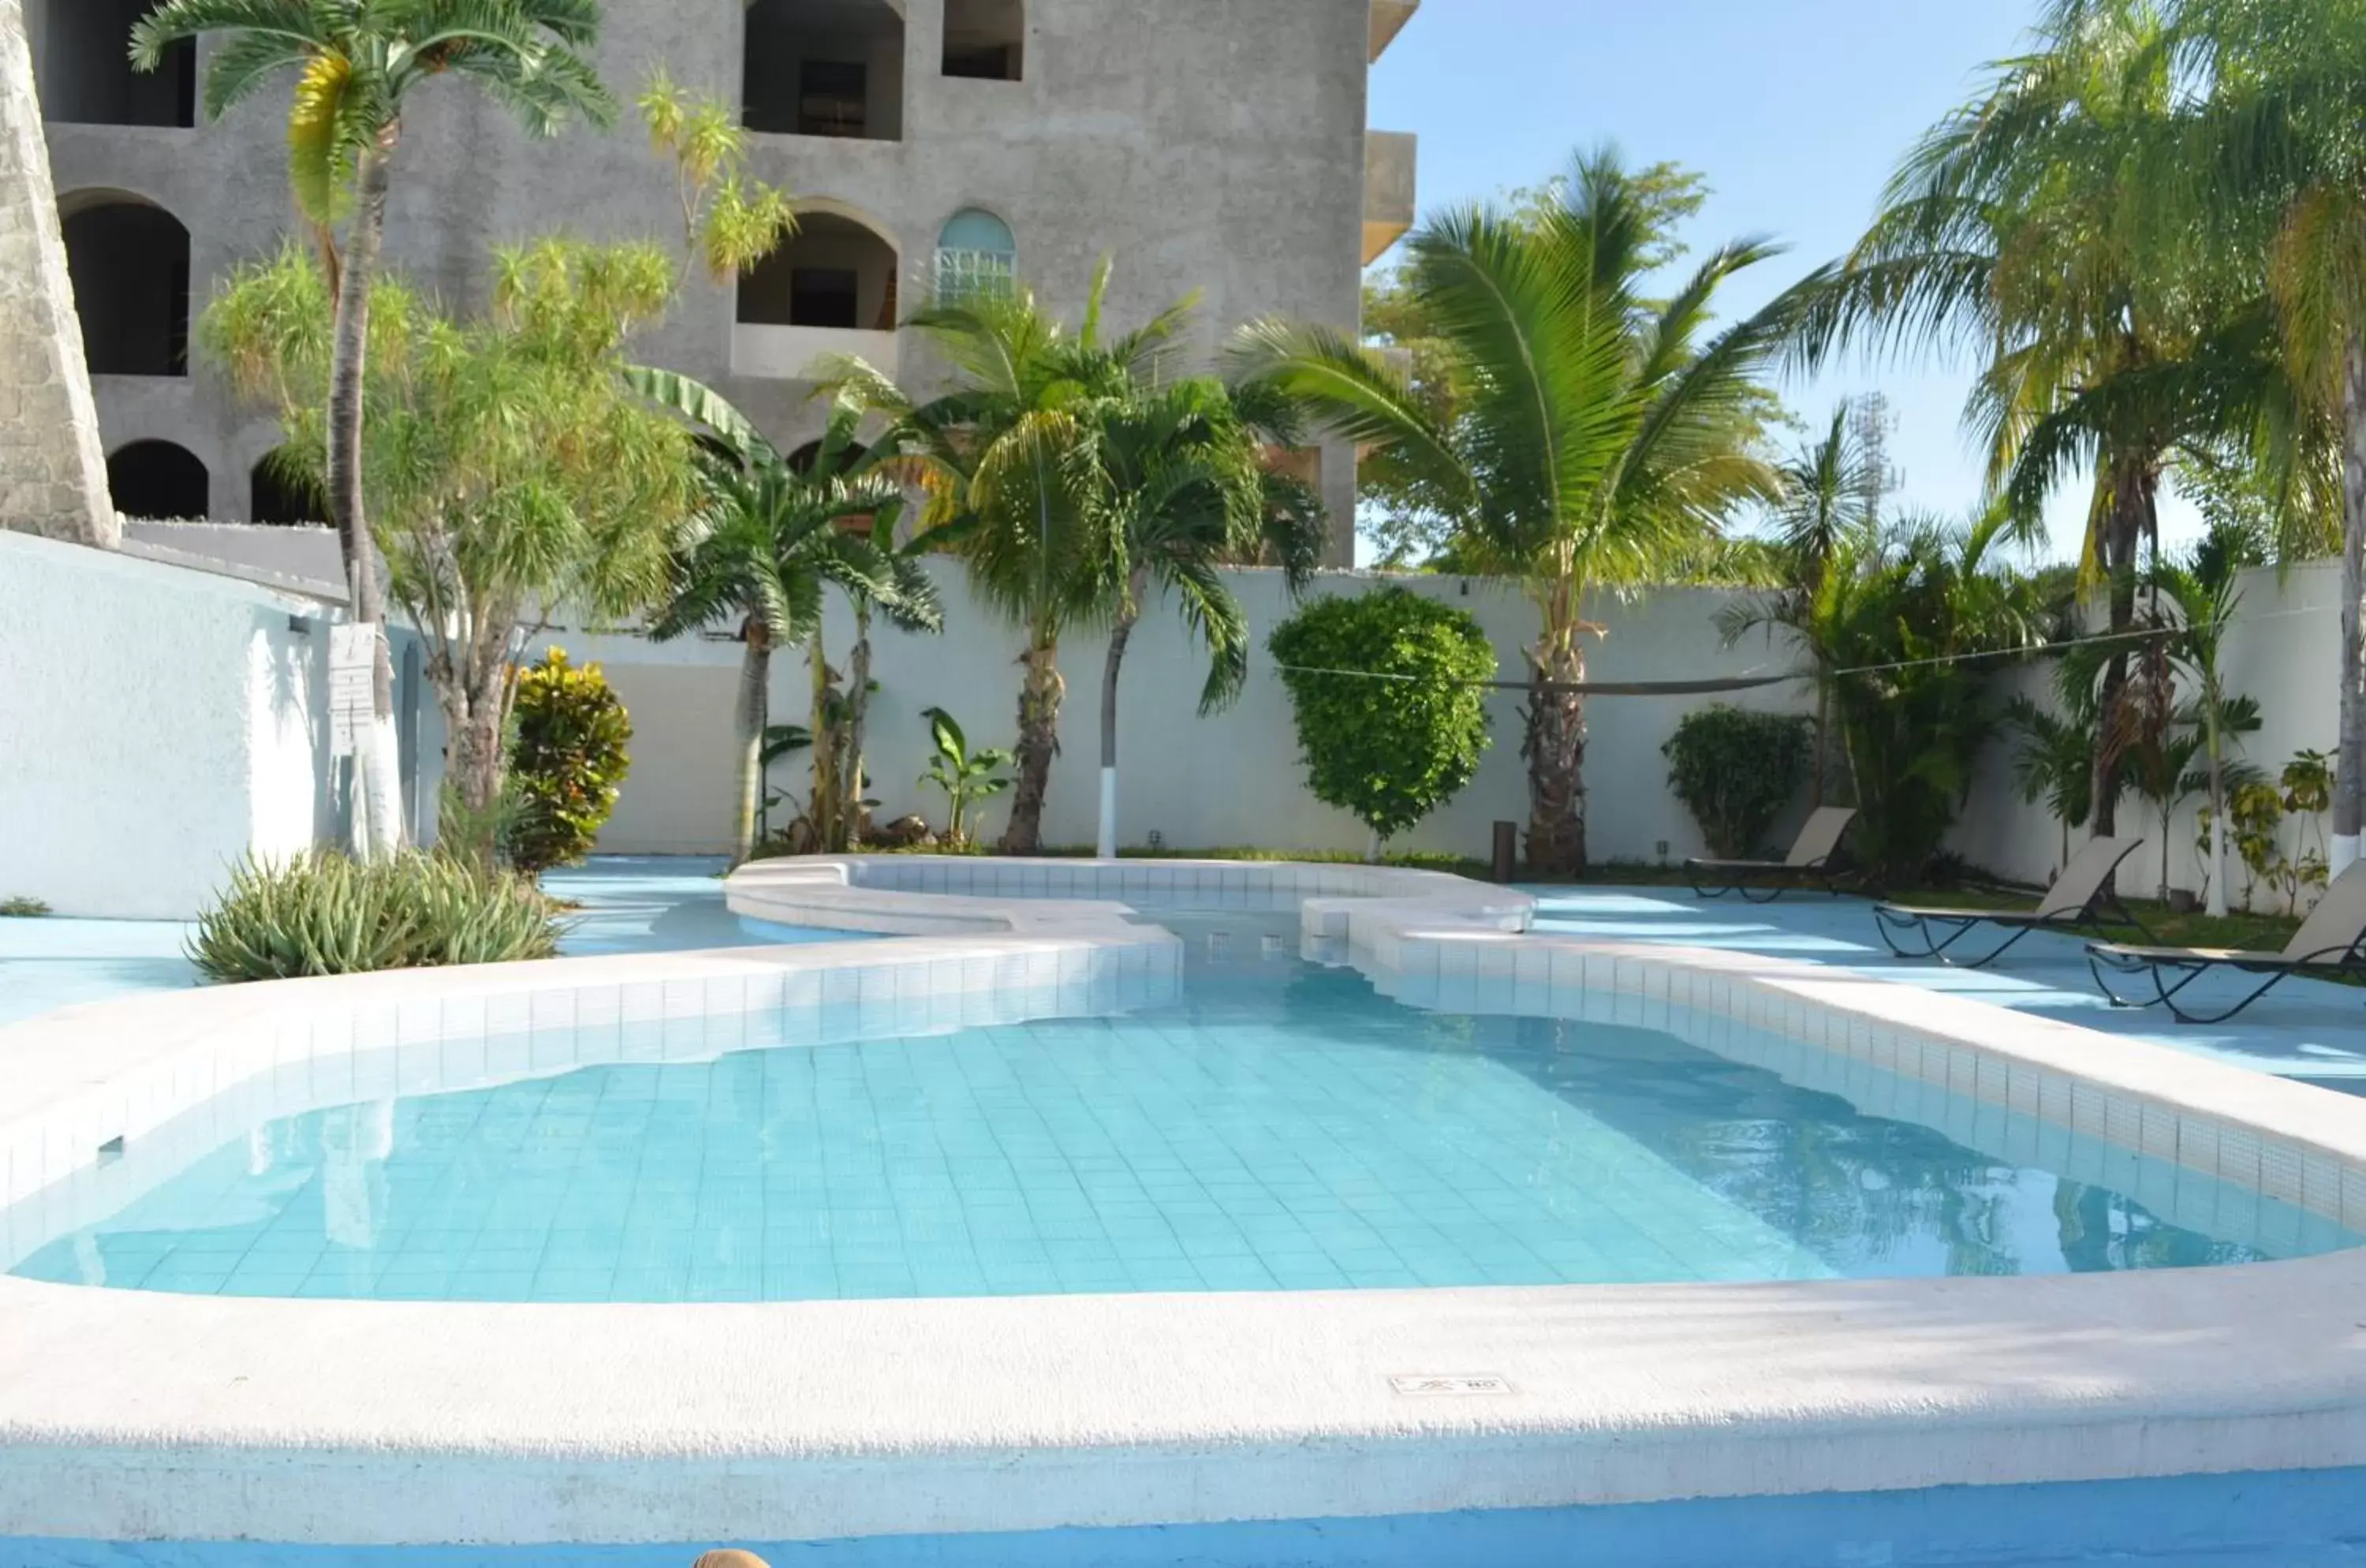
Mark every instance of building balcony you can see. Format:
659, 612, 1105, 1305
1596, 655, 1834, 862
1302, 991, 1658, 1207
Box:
730, 323, 901, 383
1364, 131, 1417, 265
1370, 0, 1420, 62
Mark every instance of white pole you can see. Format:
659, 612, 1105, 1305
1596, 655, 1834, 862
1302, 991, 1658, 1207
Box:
1095, 767, 1118, 861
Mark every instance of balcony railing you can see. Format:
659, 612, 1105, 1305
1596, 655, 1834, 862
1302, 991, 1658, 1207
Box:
1364, 131, 1417, 266
730, 323, 901, 383
1369, 0, 1420, 62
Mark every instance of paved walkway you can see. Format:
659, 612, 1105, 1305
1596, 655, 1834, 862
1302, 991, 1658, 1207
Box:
1525, 887, 2366, 1091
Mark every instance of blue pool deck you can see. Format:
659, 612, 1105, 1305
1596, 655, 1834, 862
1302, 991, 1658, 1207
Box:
1522, 887, 2366, 1090
4, 861, 2362, 1090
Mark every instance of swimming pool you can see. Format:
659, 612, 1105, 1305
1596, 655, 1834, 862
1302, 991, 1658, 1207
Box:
6, 911, 2342, 1304
7, 857, 2366, 1565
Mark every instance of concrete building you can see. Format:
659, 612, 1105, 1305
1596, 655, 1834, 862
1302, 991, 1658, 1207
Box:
23, 0, 1420, 562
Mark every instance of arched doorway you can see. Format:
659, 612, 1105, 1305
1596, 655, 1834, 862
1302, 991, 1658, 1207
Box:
107, 441, 209, 520
250, 451, 324, 525
744, 0, 905, 140
741, 209, 901, 332
35, 0, 196, 126
62, 197, 191, 377
942, 0, 1024, 80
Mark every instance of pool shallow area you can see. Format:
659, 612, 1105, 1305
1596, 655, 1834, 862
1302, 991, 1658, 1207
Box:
4, 911, 2331, 1304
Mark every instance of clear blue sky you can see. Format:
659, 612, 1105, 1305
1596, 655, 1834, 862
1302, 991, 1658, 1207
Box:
1366, 0, 2198, 564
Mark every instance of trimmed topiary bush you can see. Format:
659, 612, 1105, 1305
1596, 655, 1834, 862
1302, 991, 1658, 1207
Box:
1268, 587, 1496, 847
506, 650, 634, 876
1663, 705, 1815, 859
188, 850, 562, 983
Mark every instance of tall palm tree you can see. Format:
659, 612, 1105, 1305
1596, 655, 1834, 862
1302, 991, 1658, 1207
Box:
1084, 376, 1328, 858
2165, 0, 2366, 879
1231, 148, 1824, 875
1747, 402, 1884, 806
1789, 0, 2227, 844
132, 0, 614, 857
629, 371, 935, 865
828, 261, 1187, 853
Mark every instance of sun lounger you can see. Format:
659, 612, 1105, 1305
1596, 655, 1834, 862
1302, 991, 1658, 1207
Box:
2088, 860, 2366, 1024
1874, 836, 2149, 969
1685, 807, 1857, 903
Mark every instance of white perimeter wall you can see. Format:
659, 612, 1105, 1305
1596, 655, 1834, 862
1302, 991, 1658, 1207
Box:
555, 561, 1824, 865
4, 534, 2345, 913
0, 531, 342, 918
1952, 560, 2346, 909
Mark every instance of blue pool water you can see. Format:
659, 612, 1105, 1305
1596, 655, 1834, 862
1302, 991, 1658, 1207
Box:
6, 913, 2350, 1302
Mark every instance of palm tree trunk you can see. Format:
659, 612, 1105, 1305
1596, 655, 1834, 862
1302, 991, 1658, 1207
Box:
808, 637, 839, 852
332, 133, 404, 860
442, 691, 507, 868
2335, 333, 2366, 879
1524, 569, 1588, 877
2089, 454, 2157, 839
1811, 674, 1832, 809
1001, 639, 1063, 855
731, 625, 771, 867
1095, 574, 1146, 860
842, 607, 872, 851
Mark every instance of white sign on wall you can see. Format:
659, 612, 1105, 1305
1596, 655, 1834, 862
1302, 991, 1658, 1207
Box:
327, 625, 376, 756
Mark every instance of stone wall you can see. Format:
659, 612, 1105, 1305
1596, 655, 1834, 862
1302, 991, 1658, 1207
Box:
0, 0, 112, 547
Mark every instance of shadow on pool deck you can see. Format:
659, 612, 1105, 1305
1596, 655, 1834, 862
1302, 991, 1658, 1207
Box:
1527, 886, 2366, 1090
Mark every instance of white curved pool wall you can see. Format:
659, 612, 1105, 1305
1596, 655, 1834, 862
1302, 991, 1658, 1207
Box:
3, 856, 2366, 1549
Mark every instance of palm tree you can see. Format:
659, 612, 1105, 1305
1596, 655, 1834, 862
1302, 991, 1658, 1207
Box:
629, 371, 935, 865
828, 262, 1188, 853
132, 0, 614, 857
2150, 525, 2262, 913
2166, 0, 2366, 880
1231, 148, 1825, 875
1790, 0, 2265, 842
1084, 377, 1328, 858
2003, 688, 2099, 874
1730, 403, 1884, 807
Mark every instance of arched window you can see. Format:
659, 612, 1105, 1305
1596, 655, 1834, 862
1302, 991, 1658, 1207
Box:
107, 441, 210, 520
251, 450, 324, 525
743, 0, 905, 141
942, 0, 1024, 80
740, 207, 901, 331
35, 0, 195, 127
62, 196, 191, 377
935, 209, 1016, 304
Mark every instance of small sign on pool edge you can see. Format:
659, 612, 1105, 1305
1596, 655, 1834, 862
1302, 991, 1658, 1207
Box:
1389, 1374, 1513, 1397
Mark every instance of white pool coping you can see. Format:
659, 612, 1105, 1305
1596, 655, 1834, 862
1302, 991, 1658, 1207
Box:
2, 857, 2364, 1547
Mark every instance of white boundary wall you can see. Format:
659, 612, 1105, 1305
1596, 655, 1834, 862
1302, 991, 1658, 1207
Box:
0, 530, 337, 917
1952, 560, 2345, 908
557, 561, 1822, 864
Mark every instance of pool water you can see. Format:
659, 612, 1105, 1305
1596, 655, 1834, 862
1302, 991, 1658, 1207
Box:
6, 914, 2349, 1302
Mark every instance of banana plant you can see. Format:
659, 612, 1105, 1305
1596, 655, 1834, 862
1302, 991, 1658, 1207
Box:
919, 707, 1013, 849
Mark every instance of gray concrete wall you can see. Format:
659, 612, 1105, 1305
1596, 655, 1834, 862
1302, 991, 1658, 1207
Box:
36, 0, 1380, 561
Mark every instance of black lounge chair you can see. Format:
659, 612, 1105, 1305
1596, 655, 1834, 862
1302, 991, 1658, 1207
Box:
1875, 836, 2150, 969
2088, 861, 2366, 1025
1685, 808, 1857, 903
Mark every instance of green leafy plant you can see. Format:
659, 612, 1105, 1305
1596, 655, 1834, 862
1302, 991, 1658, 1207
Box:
188, 851, 562, 984
920, 708, 1014, 849
1662, 707, 1814, 860
506, 651, 634, 876
0, 897, 51, 918
1268, 588, 1495, 851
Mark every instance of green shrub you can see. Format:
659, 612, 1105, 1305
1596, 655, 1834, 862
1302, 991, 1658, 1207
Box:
1268, 588, 1495, 845
506, 650, 633, 875
0, 896, 50, 918
188, 850, 562, 983
1663, 706, 1815, 858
